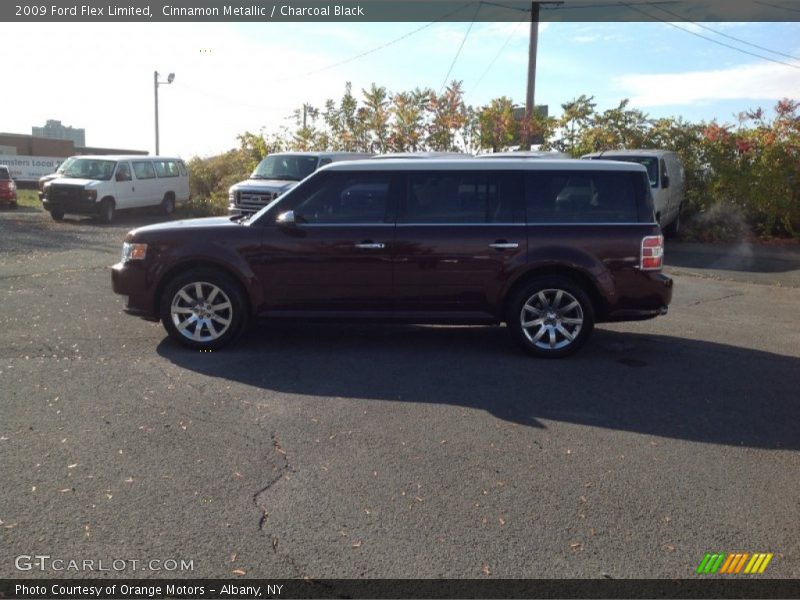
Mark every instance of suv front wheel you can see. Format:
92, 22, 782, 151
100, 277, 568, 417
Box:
507, 277, 595, 358
160, 268, 247, 350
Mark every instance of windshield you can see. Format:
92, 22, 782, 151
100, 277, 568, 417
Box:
56, 157, 76, 174
251, 155, 319, 181
61, 158, 117, 181
603, 156, 659, 187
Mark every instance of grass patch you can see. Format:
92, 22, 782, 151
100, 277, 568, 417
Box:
16, 189, 42, 211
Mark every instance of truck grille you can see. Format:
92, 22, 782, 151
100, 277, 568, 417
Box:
236, 191, 279, 212
48, 184, 92, 210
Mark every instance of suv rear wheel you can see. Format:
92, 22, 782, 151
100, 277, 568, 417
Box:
160, 268, 247, 350
507, 277, 595, 358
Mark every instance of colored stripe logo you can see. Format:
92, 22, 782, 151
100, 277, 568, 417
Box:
696, 552, 773, 574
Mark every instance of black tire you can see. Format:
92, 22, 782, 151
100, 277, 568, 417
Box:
161, 193, 175, 216
160, 268, 248, 350
10, 200, 18, 209
51, 209, 65, 221
664, 205, 682, 237
506, 276, 595, 358
97, 199, 114, 224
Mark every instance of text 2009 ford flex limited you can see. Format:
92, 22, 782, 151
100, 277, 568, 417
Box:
111, 159, 673, 358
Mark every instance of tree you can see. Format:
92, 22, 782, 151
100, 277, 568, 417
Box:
427, 80, 468, 151
477, 97, 518, 153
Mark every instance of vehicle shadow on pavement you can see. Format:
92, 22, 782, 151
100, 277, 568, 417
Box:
157, 324, 800, 450
666, 240, 800, 274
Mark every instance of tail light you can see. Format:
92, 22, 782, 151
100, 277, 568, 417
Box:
641, 235, 664, 271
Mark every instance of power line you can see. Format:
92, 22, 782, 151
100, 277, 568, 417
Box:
620, 2, 800, 70
439, 2, 483, 93
647, 2, 800, 62
473, 18, 528, 89
297, 3, 474, 80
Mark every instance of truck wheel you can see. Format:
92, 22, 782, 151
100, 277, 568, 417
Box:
507, 277, 595, 358
664, 206, 682, 237
161, 193, 175, 216
51, 209, 65, 221
160, 268, 248, 350
98, 199, 114, 224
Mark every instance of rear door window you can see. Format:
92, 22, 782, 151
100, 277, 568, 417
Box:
399, 171, 520, 224
525, 171, 645, 223
132, 161, 156, 180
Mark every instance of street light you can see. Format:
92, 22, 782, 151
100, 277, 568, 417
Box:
153, 70, 175, 155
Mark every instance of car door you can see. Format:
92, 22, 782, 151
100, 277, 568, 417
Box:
255, 171, 398, 314
131, 160, 157, 207
111, 161, 135, 209
392, 170, 526, 318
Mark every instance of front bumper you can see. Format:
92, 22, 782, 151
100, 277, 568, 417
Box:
228, 203, 259, 217
111, 262, 159, 321
42, 196, 99, 215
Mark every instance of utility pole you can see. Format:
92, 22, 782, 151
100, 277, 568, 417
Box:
523, 1, 540, 150
523, 1, 561, 149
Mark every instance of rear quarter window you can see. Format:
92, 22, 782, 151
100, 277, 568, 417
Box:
155, 160, 180, 177
524, 170, 649, 224
132, 161, 156, 180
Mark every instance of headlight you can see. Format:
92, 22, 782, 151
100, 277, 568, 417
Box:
121, 242, 147, 262
85, 189, 97, 201
228, 189, 236, 203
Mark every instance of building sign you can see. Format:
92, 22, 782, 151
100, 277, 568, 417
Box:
0, 154, 68, 182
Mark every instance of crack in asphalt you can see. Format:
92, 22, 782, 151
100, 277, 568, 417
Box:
251, 432, 305, 576
253, 433, 293, 532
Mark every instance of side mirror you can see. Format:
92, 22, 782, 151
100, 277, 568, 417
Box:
276, 210, 296, 226
661, 174, 670, 189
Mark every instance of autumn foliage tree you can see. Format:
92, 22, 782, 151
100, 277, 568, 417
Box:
185, 83, 800, 238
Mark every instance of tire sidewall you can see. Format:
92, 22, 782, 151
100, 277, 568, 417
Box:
160, 268, 247, 350
98, 199, 114, 224
507, 277, 595, 358
162, 194, 175, 215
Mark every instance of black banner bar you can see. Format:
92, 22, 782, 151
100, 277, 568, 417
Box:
3, 579, 800, 599
2, 0, 800, 23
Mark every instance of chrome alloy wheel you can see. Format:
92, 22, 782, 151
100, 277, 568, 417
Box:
170, 281, 233, 342
520, 289, 584, 350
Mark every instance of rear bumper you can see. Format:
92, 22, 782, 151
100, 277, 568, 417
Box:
111, 262, 159, 321
602, 272, 673, 322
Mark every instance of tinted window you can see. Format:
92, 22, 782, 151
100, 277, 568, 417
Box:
177, 161, 187, 176
132, 161, 156, 180
0, 167, 9, 180
400, 172, 516, 224
525, 171, 644, 223
294, 173, 390, 224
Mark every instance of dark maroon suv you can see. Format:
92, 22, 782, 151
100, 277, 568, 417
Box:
112, 159, 672, 357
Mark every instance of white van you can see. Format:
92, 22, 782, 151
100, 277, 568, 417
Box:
42, 155, 190, 223
582, 150, 685, 234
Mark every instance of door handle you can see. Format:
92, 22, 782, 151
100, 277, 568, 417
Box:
355, 242, 385, 249
489, 241, 519, 250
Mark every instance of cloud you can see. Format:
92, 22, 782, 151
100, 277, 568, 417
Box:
614, 61, 800, 107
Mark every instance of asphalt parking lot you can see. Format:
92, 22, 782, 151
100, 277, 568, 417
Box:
1, 208, 799, 580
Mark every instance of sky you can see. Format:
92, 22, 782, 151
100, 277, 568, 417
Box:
2, 18, 800, 158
